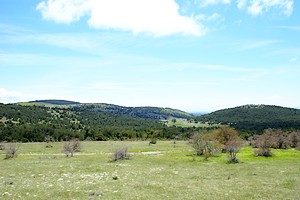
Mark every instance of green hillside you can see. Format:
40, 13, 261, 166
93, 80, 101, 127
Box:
196, 104, 300, 133
80, 103, 193, 120
0, 103, 197, 142
20, 100, 193, 120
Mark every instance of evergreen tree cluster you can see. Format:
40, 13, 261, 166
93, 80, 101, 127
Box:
0, 103, 197, 142
195, 104, 300, 135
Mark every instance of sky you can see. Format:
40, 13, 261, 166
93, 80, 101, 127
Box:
0, 0, 299, 112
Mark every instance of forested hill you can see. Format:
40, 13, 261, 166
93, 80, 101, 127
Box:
79, 103, 192, 120
0, 103, 196, 142
196, 104, 300, 132
23, 100, 192, 120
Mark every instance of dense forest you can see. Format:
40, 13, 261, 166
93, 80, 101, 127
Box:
27, 100, 193, 120
196, 104, 300, 135
0, 103, 199, 142
2, 101, 300, 142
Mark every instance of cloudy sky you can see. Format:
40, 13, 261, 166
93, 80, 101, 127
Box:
0, 0, 299, 112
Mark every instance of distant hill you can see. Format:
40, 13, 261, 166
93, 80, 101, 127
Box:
79, 103, 193, 120
20, 100, 193, 120
29, 100, 80, 105
196, 104, 300, 133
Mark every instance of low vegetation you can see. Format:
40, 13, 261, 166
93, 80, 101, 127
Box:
112, 146, 131, 161
1, 101, 300, 199
63, 139, 81, 157
0, 141, 299, 199
4, 143, 20, 159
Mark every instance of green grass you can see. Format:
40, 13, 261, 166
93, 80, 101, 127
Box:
0, 141, 299, 199
165, 118, 221, 128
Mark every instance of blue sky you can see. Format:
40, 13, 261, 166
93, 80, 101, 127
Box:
0, 0, 299, 112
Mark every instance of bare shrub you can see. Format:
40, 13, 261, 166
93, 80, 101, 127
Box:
250, 130, 300, 150
253, 131, 274, 157
249, 135, 260, 148
226, 139, 244, 163
0, 143, 5, 150
288, 131, 300, 148
254, 148, 273, 157
296, 143, 300, 151
270, 129, 290, 149
5, 143, 20, 159
63, 139, 81, 157
112, 146, 131, 161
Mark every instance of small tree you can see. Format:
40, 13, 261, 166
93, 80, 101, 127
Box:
215, 127, 244, 163
5, 143, 20, 159
191, 131, 221, 160
225, 139, 244, 163
63, 139, 81, 157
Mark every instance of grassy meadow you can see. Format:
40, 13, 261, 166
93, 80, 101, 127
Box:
165, 118, 221, 128
0, 141, 299, 199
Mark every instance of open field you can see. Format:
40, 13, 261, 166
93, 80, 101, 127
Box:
165, 118, 221, 128
0, 141, 299, 199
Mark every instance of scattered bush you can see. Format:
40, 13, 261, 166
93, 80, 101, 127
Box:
250, 129, 300, 150
226, 140, 244, 163
0, 143, 5, 150
253, 131, 274, 157
149, 138, 157, 145
296, 143, 300, 151
63, 139, 81, 157
288, 131, 300, 148
254, 148, 273, 157
4, 143, 20, 159
112, 146, 131, 161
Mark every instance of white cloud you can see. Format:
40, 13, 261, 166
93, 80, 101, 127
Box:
0, 88, 23, 103
236, 0, 247, 9
36, 0, 89, 23
0, 88, 52, 104
37, 0, 205, 36
247, 1, 263, 15
237, 0, 294, 16
199, 0, 231, 7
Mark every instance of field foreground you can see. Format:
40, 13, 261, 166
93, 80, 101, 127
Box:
0, 141, 299, 199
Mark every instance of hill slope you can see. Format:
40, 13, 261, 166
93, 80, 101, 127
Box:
0, 103, 196, 142
22, 100, 193, 120
80, 103, 192, 120
196, 104, 300, 132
